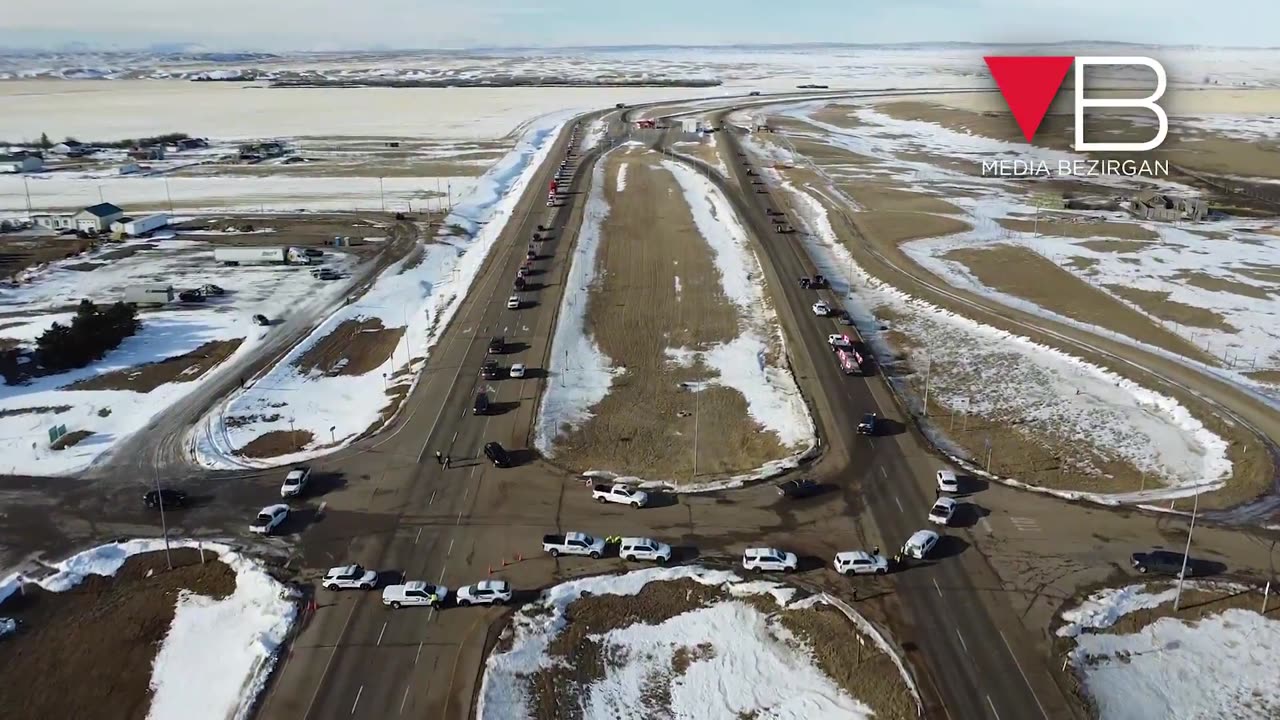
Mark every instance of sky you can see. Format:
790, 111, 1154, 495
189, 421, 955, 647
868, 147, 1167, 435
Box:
1, 0, 1277, 51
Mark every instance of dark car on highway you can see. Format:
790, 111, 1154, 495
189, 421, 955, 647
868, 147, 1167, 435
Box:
1131, 550, 1197, 576
487, 336, 505, 354
857, 413, 878, 435
481, 360, 501, 380
484, 442, 511, 468
144, 488, 187, 509
776, 479, 821, 499
473, 392, 490, 416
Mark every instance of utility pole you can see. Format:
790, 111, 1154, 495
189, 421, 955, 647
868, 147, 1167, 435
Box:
922, 353, 931, 417
22, 175, 33, 219
154, 472, 172, 570
164, 178, 174, 214
97, 184, 104, 204
1173, 492, 1199, 611
379, 176, 386, 211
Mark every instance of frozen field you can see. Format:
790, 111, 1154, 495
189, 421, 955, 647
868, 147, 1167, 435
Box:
478, 566, 918, 720
193, 111, 566, 466
0, 238, 360, 475
770, 173, 1230, 502
1057, 582, 1280, 720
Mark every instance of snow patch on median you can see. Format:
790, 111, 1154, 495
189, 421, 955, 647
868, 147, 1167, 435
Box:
535, 151, 626, 455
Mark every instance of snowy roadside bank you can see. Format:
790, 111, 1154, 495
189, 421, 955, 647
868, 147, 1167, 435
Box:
0, 539, 296, 720
192, 110, 575, 468
477, 566, 918, 720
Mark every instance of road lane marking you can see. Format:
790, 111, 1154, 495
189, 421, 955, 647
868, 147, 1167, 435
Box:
1010, 516, 1041, 533
414, 527, 422, 544
462, 485, 469, 502
986, 695, 1002, 720
301, 594, 360, 720
451, 430, 458, 444
376, 622, 387, 646
438, 566, 447, 584
979, 516, 993, 535
998, 629, 1049, 719
414, 641, 423, 665
894, 495, 903, 513
399, 685, 411, 715
879, 466, 887, 478
447, 538, 455, 556
457, 511, 464, 525
351, 686, 363, 715
955, 628, 969, 655
933, 578, 943, 597
428, 490, 436, 505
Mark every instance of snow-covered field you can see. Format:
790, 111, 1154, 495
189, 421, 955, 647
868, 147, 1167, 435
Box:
1057, 582, 1280, 720
193, 111, 569, 467
477, 566, 916, 720
0, 538, 296, 720
0, 238, 360, 475
769, 173, 1230, 502
535, 149, 816, 491
2, 173, 477, 214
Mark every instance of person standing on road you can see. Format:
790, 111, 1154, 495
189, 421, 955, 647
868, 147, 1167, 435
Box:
435, 451, 443, 465
872, 545, 880, 557
443, 455, 451, 469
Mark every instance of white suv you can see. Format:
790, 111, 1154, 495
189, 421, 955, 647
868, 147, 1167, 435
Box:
834, 551, 888, 575
742, 547, 798, 573
936, 470, 960, 494
280, 466, 310, 497
455, 580, 512, 606
619, 537, 672, 563
323, 564, 378, 591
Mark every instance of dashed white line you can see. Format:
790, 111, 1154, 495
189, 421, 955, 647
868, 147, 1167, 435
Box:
879, 466, 887, 479
428, 490, 436, 505
955, 628, 969, 654
998, 628, 1049, 719
437, 566, 447, 584
894, 495, 904, 512
414, 641, 423, 665
399, 684, 412, 715
447, 538, 455, 556
376, 621, 387, 646
456, 511, 463, 525
933, 578, 943, 597
414, 527, 422, 544
351, 685, 363, 715
451, 430, 458, 443
986, 695, 1002, 720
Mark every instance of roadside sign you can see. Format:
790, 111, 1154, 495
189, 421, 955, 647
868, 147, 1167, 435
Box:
47, 424, 67, 444
953, 398, 971, 412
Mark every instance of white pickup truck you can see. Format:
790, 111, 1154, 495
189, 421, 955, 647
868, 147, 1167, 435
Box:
542, 531, 607, 558
827, 333, 853, 351
591, 483, 649, 508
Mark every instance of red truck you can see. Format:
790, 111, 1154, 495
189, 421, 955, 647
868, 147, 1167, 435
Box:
836, 348, 864, 376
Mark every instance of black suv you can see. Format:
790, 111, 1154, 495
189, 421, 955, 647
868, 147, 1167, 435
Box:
473, 392, 490, 415
144, 488, 187, 509
776, 479, 821, 499
484, 442, 511, 468
857, 413, 878, 435
487, 336, 505, 354
1131, 550, 1191, 576
481, 360, 501, 380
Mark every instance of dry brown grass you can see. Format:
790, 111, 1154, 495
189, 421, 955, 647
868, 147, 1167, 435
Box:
1173, 270, 1276, 300
1246, 369, 1280, 384
67, 339, 243, 393
942, 245, 1213, 361
239, 429, 313, 458
50, 429, 92, 450
839, 181, 965, 214
857, 211, 971, 245
548, 151, 795, 480
1103, 285, 1237, 331
1074, 239, 1157, 253
1234, 264, 1280, 284
293, 318, 403, 377
998, 218, 1158, 242
0, 405, 71, 418
809, 104, 863, 128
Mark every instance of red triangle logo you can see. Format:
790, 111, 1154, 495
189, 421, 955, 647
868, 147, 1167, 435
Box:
984, 56, 1074, 143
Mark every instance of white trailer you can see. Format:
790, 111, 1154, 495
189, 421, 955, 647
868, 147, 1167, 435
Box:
680, 118, 700, 134
118, 213, 169, 237
213, 246, 314, 265
123, 284, 174, 306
